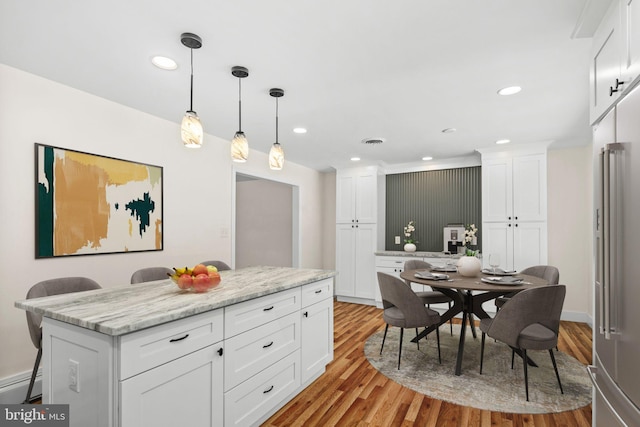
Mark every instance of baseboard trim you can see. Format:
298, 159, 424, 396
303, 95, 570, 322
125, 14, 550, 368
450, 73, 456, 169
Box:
0, 369, 41, 404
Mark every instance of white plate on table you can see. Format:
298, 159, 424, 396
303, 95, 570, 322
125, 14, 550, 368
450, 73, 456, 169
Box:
431, 265, 458, 273
481, 268, 517, 276
414, 271, 450, 281
481, 276, 524, 285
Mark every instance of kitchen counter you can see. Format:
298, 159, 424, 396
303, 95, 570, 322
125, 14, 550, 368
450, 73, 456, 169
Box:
15, 265, 336, 336
375, 250, 462, 258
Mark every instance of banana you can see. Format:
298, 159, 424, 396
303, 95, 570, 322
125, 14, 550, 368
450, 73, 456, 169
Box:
173, 267, 187, 275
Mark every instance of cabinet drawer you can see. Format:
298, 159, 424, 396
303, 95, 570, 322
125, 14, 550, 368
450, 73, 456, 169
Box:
224, 350, 300, 427
301, 278, 333, 308
119, 309, 223, 380
225, 287, 300, 337
375, 257, 412, 269
225, 311, 300, 391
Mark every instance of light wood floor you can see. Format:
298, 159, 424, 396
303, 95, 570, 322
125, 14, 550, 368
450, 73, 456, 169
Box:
264, 300, 593, 427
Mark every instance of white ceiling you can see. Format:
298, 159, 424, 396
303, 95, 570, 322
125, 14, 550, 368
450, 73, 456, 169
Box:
0, 0, 602, 171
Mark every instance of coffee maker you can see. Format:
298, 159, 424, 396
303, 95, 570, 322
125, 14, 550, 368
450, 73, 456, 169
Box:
443, 225, 465, 253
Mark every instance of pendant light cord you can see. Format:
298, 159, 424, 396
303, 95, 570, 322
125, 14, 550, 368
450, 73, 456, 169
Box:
238, 78, 242, 132
275, 97, 279, 144
189, 48, 194, 112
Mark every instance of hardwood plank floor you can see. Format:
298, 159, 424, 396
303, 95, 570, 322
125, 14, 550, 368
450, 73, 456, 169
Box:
265, 300, 593, 427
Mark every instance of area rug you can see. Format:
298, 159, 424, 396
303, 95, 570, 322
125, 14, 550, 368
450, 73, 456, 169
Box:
364, 324, 592, 414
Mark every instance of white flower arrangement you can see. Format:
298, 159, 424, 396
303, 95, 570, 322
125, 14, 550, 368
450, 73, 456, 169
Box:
464, 224, 478, 256
403, 220, 417, 244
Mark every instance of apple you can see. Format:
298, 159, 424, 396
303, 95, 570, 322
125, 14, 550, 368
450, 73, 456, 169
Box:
177, 273, 193, 290
206, 265, 218, 273
208, 271, 221, 287
192, 273, 212, 293
192, 263, 208, 276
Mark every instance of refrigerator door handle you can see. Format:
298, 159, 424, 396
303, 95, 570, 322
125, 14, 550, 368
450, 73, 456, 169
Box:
588, 365, 630, 427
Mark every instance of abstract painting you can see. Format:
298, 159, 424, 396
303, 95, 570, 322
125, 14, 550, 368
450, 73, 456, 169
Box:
35, 143, 163, 258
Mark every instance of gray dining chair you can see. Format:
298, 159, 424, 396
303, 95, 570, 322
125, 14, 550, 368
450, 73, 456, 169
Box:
130, 267, 174, 284
199, 260, 231, 271
480, 284, 566, 401
377, 272, 441, 369
403, 259, 454, 335
24, 277, 102, 403
494, 265, 560, 312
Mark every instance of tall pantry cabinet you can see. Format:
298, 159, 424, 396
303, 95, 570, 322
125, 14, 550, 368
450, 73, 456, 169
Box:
335, 166, 384, 304
478, 145, 548, 272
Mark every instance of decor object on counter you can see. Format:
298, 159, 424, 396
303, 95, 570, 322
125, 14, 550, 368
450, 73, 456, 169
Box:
403, 220, 417, 252
180, 33, 204, 148
457, 254, 482, 277
464, 223, 478, 256
35, 144, 163, 258
269, 88, 285, 170
169, 263, 222, 292
230, 66, 250, 162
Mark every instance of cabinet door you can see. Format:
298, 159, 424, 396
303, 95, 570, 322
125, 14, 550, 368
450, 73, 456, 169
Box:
512, 153, 547, 222
120, 344, 224, 427
301, 298, 333, 384
355, 171, 377, 223
354, 223, 377, 299
482, 222, 514, 271
335, 224, 356, 296
336, 174, 355, 223
623, 0, 640, 83
482, 157, 513, 222
591, 0, 622, 124
512, 222, 547, 272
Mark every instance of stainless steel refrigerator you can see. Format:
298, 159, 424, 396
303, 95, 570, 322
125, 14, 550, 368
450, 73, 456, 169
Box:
591, 84, 640, 426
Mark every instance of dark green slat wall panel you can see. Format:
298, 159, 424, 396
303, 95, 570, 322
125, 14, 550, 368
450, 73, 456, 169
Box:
385, 167, 482, 251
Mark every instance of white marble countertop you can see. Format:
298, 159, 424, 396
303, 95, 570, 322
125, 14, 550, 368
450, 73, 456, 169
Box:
375, 250, 463, 258
15, 266, 336, 337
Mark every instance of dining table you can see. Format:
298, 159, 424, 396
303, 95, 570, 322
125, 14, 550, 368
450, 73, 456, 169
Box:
399, 268, 549, 376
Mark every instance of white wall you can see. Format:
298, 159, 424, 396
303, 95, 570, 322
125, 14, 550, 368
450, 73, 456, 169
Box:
235, 179, 293, 268
321, 172, 336, 270
547, 145, 593, 321
0, 64, 327, 382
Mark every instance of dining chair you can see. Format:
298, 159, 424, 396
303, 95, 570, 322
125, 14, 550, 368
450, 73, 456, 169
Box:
479, 284, 566, 401
130, 267, 174, 284
23, 277, 102, 403
403, 259, 454, 335
494, 265, 560, 312
199, 260, 231, 271
377, 272, 441, 369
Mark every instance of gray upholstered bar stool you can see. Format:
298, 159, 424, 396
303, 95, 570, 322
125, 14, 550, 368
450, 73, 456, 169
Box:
130, 266, 174, 284
199, 260, 231, 271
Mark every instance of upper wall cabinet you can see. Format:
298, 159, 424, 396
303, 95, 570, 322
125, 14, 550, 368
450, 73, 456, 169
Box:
336, 167, 378, 224
481, 150, 547, 223
591, 0, 640, 124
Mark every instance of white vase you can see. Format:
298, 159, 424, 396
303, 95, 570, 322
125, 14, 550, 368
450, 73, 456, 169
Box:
404, 243, 417, 252
457, 255, 482, 277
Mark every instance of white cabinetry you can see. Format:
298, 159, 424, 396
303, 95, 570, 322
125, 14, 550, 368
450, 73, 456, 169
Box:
335, 167, 383, 304
300, 279, 334, 384
590, 0, 640, 124
479, 147, 548, 272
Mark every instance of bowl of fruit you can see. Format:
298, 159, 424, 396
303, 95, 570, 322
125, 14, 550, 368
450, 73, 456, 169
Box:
168, 264, 222, 293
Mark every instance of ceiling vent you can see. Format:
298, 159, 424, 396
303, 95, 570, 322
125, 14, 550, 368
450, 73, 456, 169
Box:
361, 137, 385, 145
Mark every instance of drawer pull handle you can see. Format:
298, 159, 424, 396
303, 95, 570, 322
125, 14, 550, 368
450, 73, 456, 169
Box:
263, 341, 274, 348
303, 311, 309, 317
263, 385, 274, 394
169, 334, 189, 343
263, 306, 274, 311
315, 290, 322, 294
217, 347, 223, 356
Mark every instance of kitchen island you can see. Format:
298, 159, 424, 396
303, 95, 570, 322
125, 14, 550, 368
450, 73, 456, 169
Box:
15, 266, 336, 427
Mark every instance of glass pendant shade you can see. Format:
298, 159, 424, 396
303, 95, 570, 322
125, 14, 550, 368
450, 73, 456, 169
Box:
269, 142, 284, 170
231, 131, 249, 162
181, 111, 203, 148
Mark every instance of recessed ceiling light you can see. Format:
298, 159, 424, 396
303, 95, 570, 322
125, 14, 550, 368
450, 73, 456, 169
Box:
495, 139, 511, 145
293, 127, 307, 134
497, 86, 521, 96
422, 156, 433, 161
151, 56, 178, 70
350, 157, 361, 161
441, 128, 456, 133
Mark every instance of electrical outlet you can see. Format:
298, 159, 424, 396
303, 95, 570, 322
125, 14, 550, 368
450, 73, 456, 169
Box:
68, 359, 79, 392
395, 236, 401, 244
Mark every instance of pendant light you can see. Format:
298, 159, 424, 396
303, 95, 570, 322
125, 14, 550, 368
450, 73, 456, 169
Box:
269, 88, 285, 170
180, 33, 203, 148
230, 66, 249, 162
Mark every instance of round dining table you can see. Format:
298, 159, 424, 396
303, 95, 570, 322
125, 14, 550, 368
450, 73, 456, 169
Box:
399, 268, 549, 376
